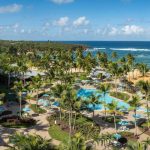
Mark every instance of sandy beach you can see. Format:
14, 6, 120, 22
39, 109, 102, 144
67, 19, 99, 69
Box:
127, 69, 150, 84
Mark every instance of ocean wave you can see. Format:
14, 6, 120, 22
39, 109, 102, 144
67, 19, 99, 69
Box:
93, 48, 106, 50
136, 54, 150, 58
110, 48, 150, 51
86, 48, 106, 51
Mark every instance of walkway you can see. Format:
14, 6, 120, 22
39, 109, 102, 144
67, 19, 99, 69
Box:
0, 113, 60, 150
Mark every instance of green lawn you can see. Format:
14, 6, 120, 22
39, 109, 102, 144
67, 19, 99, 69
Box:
110, 92, 130, 101
30, 104, 47, 114
49, 125, 69, 144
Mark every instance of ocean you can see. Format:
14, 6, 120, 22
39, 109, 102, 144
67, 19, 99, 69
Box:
62, 41, 150, 67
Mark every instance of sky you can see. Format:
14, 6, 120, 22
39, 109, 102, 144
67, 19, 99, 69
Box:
0, 0, 150, 41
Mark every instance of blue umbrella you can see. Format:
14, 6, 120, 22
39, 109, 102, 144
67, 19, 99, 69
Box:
113, 133, 121, 140
43, 94, 49, 97
118, 120, 129, 126
52, 101, 59, 107
23, 107, 31, 112
38, 99, 44, 103
0, 106, 6, 112
43, 100, 50, 107
133, 114, 141, 119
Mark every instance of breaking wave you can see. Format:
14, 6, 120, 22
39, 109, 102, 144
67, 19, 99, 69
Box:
110, 48, 150, 51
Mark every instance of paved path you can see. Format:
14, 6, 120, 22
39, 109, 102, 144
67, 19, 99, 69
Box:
0, 113, 60, 150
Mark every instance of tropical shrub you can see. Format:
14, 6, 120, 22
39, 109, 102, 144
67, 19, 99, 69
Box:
0, 116, 36, 128
102, 116, 121, 123
9, 133, 56, 150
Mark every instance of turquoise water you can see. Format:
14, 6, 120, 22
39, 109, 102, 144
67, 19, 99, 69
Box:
77, 88, 129, 110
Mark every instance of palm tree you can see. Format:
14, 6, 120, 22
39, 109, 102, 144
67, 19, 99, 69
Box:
107, 100, 119, 133
128, 95, 142, 136
69, 133, 86, 150
72, 98, 82, 130
51, 84, 67, 120
98, 84, 110, 119
86, 94, 101, 118
111, 51, 118, 61
143, 137, 150, 149
108, 62, 122, 93
127, 141, 148, 150
13, 81, 24, 117
96, 133, 113, 149
17, 58, 28, 85
137, 63, 149, 77
9, 133, 55, 150
136, 80, 150, 129
126, 53, 135, 79
31, 74, 42, 108
61, 87, 78, 144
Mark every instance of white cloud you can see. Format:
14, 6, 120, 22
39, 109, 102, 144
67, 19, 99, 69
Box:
0, 4, 22, 14
121, 25, 144, 35
0, 23, 20, 33
109, 27, 118, 35
96, 24, 144, 37
73, 16, 90, 27
20, 29, 25, 33
53, 17, 69, 26
50, 0, 74, 4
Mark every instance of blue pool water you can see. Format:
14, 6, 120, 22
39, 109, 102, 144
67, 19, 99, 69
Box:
77, 88, 130, 110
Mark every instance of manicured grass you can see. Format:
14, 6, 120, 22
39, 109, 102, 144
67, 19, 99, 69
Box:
30, 104, 47, 114
110, 92, 130, 101
49, 125, 69, 144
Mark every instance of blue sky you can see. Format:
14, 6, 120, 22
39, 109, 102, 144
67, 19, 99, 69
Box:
0, 0, 150, 41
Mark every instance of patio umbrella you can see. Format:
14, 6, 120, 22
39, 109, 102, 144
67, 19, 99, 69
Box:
43, 94, 49, 97
0, 106, 6, 112
132, 114, 141, 119
113, 133, 121, 140
118, 120, 129, 126
52, 101, 59, 107
38, 99, 44, 103
43, 100, 50, 107
23, 107, 31, 112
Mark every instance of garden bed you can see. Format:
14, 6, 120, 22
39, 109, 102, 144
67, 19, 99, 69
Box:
0, 116, 36, 128
102, 116, 121, 123
47, 113, 100, 143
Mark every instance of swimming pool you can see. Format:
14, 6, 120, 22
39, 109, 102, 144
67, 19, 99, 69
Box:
77, 88, 130, 110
